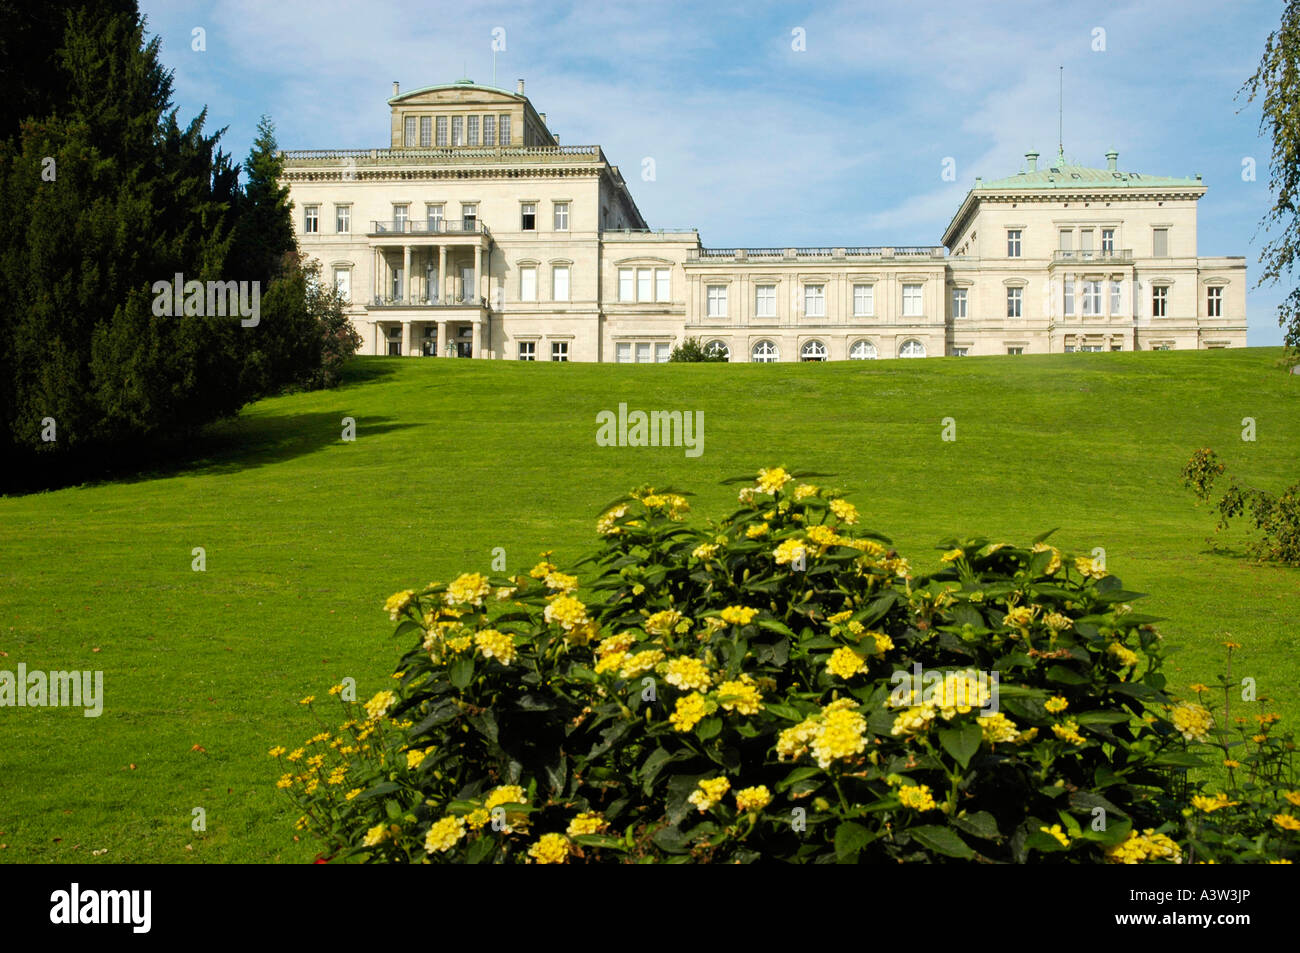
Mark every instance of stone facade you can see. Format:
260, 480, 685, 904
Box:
281, 81, 1247, 361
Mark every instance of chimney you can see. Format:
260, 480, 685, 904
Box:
516, 78, 525, 95
1025, 151, 1039, 172
392, 80, 400, 97
539, 112, 547, 126
1106, 150, 1118, 171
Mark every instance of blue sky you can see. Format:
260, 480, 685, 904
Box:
141, 0, 1291, 345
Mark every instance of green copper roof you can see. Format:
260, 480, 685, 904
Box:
977, 153, 1202, 190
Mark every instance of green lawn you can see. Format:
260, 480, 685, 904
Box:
1, 348, 1296, 863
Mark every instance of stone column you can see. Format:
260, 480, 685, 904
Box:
438, 246, 447, 303
475, 246, 483, 306
404, 320, 414, 356
472, 320, 482, 359
403, 245, 412, 304
437, 320, 447, 357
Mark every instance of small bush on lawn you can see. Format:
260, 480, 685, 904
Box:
1182, 447, 1300, 566
275, 468, 1298, 863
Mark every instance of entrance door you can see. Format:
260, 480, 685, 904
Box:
460, 266, 475, 304
457, 340, 472, 358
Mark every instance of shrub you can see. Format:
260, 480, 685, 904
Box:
668, 337, 728, 362
276, 469, 1298, 863
1182, 448, 1300, 566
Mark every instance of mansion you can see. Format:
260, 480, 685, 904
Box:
280, 79, 1247, 361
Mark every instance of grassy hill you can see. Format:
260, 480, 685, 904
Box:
1, 348, 1296, 863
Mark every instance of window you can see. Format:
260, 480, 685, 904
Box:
304, 205, 319, 233
655, 342, 671, 363
1007, 287, 1023, 318
467, 115, 479, 146
705, 340, 730, 361
804, 284, 825, 317
426, 204, 443, 232
1110, 280, 1122, 314
554, 202, 569, 231
521, 203, 536, 231
1207, 286, 1223, 317
1080, 230, 1094, 255
637, 268, 652, 302
952, 287, 967, 318
1063, 278, 1074, 315
552, 265, 570, 301
899, 339, 926, 358
1079, 345, 1103, 352
618, 269, 633, 302
436, 116, 448, 147
334, 267, 351, 303
615, 343, 632, 363
849, 339, 877, 360
551, 341, 569, 362
1153, 228, 1168, 257
853, 284, 874, 316
752, 340, 779, 362
393, 204, 408, 231
1101, 228, 1115, 254
1083, 280, 1101, 315
1152, 342, 1173, 351
1064, 345, 1076, 353
656, 269, 670, 302
902, 283, 923, 317
755, 284, 776, 317
1059, 229, 1073, 252
1152, 285, 1168, 317
1007, 229, 1022, 257
1007, 346, 1024, 355
1111, 344, 1123, 351
635, 342, 650, 363
499, 115, 512, 145
335, 205, 350, 233
483, 115, 496, 146
953, 347, 969, 357
801, 340, 827, 362
520, 266, 537, 301
518, 341, 536, 361
461, 204, 477, 230
391, 267, 404, 300
707, 285, 728, 318
419, 116, 431, 148
451, 116, 464, 146
404, 116, 417, 147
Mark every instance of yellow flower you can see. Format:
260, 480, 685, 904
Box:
528, 832, 571, 864
1075, 555, 1108, 579
474, 628, 517, 666
1031, 543, 1062, 575
669, 692, 714, 732
1106, 829, 1183, 864
544, 594, 590, 631
776, 716, 821, 761
406, 748, 429, 770
1171, 702, 1213, 743
644, 609, 684, 636
1045, 696, 1069, 714
446, 572, 491, 607
692, 542, 720, 560
530, 558, 556, 579
746, 522, 770, 539
891, 706, 936, 738
276, 773, 294, 789
465, 808, 490, 829
663, 656, 712, 692
688, 776, 731, 811
1043, 612, 1073, 632
286, 747, 305, 762
716, 674, 764, 715
364, 690, 396, 721
793, 484, 819, 500
298, 695, 315, 706
829, 499, 859, 524
870, 631, 894, 653
344, 787, 363, 801
1052, 720, 1087, 746
977, 711, 1021, 744
940, 548, 964, 563
383, 589, 415, 620
424, 815, 466, 854
596, 504, 628, 536
1283, 791, 1300, 807
1040, 824, 1070, 848
566, 812, 607, 837
720, 605, 759, 626
484, 785, 528, 811
1191, 792, 1239, 813
619, 649, 665, 679
773, 538, 809, 566
268, 746, 286, 758
327, 766, 347, 786
757, 467, 792, 494
1107, 641, 1139, 668
810, 699, 867, 769
1003, 605, 1037, 628
735, 785, 772, 813
594, 651, 627, 675
362, 823, 391, 847
898, 784, 938, 812
1272, 814, 1300, 832
827, 610, 853, 624
544, 571, 579, 593
826, 646, 866, 680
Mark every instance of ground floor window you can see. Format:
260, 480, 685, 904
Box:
752, 340, 779, 363
898, 339, 926, 358
1006, 346, 1024, 355
800, 340, 827, 362
615, 341, 672, 363
551, 341, 570, 362
849, 339, 877, 360
518, 341, 536, 361
704, 340, 730, 361
952, 346, 969, 357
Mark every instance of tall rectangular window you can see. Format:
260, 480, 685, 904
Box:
952, 287, 967, 318
853, 284, 873, 316
615, 342, 632, 363
436, 116, 448, 146
304, 205, 319, 233
635, 342, 651, 364
467, 115, 479, 146
553, 202, 569, 231
483, 115, 497, 146
461, 204, 476, 230
618, 268, 633, 302
499, 115, 512, 145
334, 267, 351, 303
1153, 228, 1168, 257
520, 266, 537, 301
1153, 285, 1168, 317
426, 204, 443, 231
552, 265, 570, 301
1059, 229, 1073, 252
335, 205, 350, 233
521, 203, 536, 230
707, 285, 727, 318
551, 341, 569, 362
1083, 280, 1101, 315
1101, 228, 1115, 254
404, 116, 417, 147
655, 268, 670, 302
1080, 230, 1094, 255
1207, 286, 1223, 317
636, 268, 652, 302
1007, 229, 1022, 257
451, 116, 464, 146
419, 116, 432, 147
393, 205, 408, 231
655, 342, 671, 363
1110, 280, 1122, 314
804, 284, 825, 317
755, 284, 775, 317
1007, 287, 1023, 318
1063, 278, 1074, 315
902, 284, 923, 317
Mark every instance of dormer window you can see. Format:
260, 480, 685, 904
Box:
499, 115, 512, 146
451, 116, 464, 146
436, 116, 448, 147
467, 115, 479, 146
483, 115, 497, 146
404, 116, 416, 147
419, 116, 431, 147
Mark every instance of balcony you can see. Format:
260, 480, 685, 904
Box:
1052, 248, 1133, 264
368, 220, 492, 237
369, 294, 488, 309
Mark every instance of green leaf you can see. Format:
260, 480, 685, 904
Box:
951, 811, 1001, 841
695, 716, 722, 741
909, 825, 975, 859
834, 821, 873, 862
776, 766, 824, 792
938, 722, 983, 769
448, 655, 474, 690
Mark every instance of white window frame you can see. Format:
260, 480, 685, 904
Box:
552, 264, 571, 302
1083, 280, 1101, 315
952, 287, 967, 318
755, 284, 776, 317
333, 267, 351, 303
751, 339, 779, 363
1153, 285, 1169, 317
618, 268, 634, 302
899, 339, 926, 358
304, 205, 319, 234
551, 340, 569, 362
803, 284, 826, 318
853, 283, 874, 316
655, 268, 670, 303
1110, 280, 1122, 314
1007, 286, 1023, 318
1007, 229, 1022, 257
849, 339, 877, 360
707, 285, 728, 318
637, 268, 652, 302
334, 205, 350, 234
800, 339, 827, 361
520, 265, 537, 302
1207, 286, 1223, 317
704, 340, 730, 361
521, 203, 536, 231
517, 340, 536, 361
902, 283, 923, 317
553, 202, 570, 231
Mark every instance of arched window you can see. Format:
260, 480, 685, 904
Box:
899, 339, 927, 358
800, 340, 827, 362
751, 340, 779, 363
849, 339, 877, 360
704, 340, 730, 361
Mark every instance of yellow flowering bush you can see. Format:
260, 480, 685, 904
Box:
276, 469, 1297, 864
